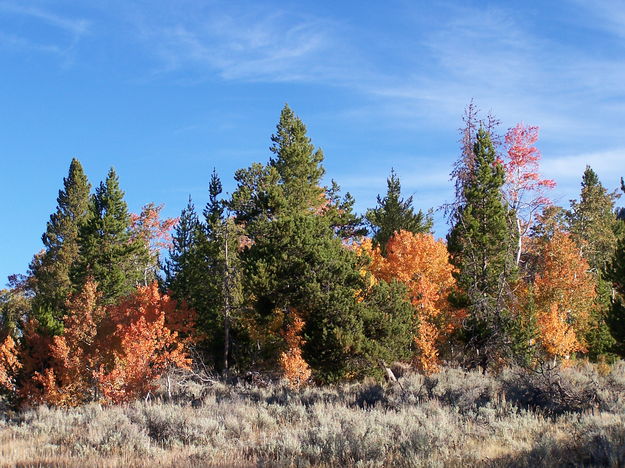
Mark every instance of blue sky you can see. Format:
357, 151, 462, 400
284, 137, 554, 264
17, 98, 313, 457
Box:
1, 0, 625, 284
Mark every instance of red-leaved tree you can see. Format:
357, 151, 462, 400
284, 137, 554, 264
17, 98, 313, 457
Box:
501, 123, 556, 265
23, 281, 196, 407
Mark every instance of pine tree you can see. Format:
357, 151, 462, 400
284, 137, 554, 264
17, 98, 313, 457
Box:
197, 170, 243, 372
608, 223, 625, 357
75, 168, 145, 304
447, 128, 517, 367
30, 159, 91, 330
323, 180, 367, 241
568, 166, 618, 273
232, 105, 414, 380
568, 166, 618, 359
165, 172, 243, 371
365, 169, 432, 253
163, 196, 201, 301
269, 104, 325, 214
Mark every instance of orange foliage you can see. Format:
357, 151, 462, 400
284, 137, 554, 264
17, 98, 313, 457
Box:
130, 203, 178, 252
31, 280, 105, 406
538, 303, 584, 358
25, 281, 196, 407
98, 283, 194, 403
533, 231, 595, 358
361, 230, 460, 373
278, 310, 311, 387
0, 335, 21, 393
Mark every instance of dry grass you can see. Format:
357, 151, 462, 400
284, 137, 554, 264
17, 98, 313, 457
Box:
1, 362, 625, 467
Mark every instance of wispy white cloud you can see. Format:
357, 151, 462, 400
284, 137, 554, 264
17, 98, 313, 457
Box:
0, 30, 63, 55
542, 148, 625, 182
569, 0, 625, 40
0, 1, 90, 61
0, 2, 90, 35
130, 5, 364, 84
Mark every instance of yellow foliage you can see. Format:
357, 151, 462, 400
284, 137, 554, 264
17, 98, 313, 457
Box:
533, 231, 595, 359
279, 310, 311, 387
361, 230, 461, 373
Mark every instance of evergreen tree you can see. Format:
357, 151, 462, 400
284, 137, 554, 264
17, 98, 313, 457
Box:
244, 213, 413, 381
323, 180, 367, 241
568, 166, 618, 273
608, 191, 625, 357
608, 237, 625, 356
29, 159, 91, 332
269, 104, 325, 214
568, 166, 618, 359
75, 168, 145, 304
197, 170, 243, 371
163, 196, 201, 301
447, 128, 517, 367
232, 104, 414, 380
365, 169, 432, 253
165, 172, 243, 371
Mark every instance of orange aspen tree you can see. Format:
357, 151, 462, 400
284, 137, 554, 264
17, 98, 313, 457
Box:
24, 281, 195, 406
278, 310, 311, 387
533, 231, 595, 359
362, 230, 459, 373
0, 335, 21, 393
96, 283, 195, 404
130, 203, 178, 285
29, 280, 105, 406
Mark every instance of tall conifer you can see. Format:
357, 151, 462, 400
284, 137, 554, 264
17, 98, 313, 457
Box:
447, 128, 517, 366
76, 168, 145, 304
568, 167, 620, 358
30, 159, 91, 331
232, 104, 413, 380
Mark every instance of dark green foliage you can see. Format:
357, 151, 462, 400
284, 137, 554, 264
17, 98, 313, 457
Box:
232, 104, 413, 380
230, 163, 281, 233
508, 287, 540, 367
75, 168, 146, 304
447, 128, 517, 365
607, 300, 625, 357
268, 104, 325, 214
585, 272, 617, 360
163, 196, 201, 302
165, 172, 243, 370
568, 167, 619, 359
196, 171, 243, 369
324, 180, 367, 240
366, 169, 432, 253
357, 279, 416, 369
244, 213, 413, 381
568, 166, 618, 274
608, 226, 625, 357
0, 277, 32, 339
29, 159, 91, 331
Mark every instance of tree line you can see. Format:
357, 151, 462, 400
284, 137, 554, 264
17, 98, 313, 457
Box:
2, 103, 625, 407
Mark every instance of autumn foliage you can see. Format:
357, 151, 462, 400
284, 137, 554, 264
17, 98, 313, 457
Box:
22, 281, 195, 407
278, 310, 311, 388
97, 283, 194, 403
0, 335, 21, 393
532, 231, 595, 358
362, 230, 460, 373
501, 123, 556, 264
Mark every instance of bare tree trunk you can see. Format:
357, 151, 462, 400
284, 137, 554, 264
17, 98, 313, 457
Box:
515, 216, 523, 266
378, 359, 404, 391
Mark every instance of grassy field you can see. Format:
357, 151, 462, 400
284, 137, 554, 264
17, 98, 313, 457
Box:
1, 363, 625, 467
